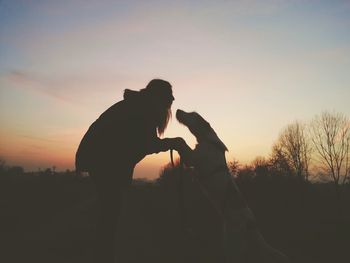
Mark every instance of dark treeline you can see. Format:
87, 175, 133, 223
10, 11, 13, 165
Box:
1, 158, 349, 263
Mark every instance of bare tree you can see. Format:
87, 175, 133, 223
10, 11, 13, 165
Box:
310, 111, 350, 191
252, 156, 269, 177
228, 158, 240, 177
270, 143, 293, 177
272, 121, 312, 181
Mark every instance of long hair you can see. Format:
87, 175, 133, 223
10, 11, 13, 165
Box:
157, 106, 172, 136
144, 79, 173, 136
124, 79, 174, 136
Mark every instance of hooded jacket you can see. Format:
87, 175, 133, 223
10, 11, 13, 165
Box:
75, 89, 169, 173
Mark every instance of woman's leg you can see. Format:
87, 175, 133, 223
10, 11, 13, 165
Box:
91, 167, 133, 263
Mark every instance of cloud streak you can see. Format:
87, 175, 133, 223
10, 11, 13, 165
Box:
4, 69, 135, 105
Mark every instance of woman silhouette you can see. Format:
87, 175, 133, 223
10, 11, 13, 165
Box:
75, 79, 184, 262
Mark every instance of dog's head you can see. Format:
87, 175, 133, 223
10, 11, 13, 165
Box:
176, 109, 228, 152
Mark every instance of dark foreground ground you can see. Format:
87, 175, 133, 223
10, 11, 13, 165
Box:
0, 170, 349, 263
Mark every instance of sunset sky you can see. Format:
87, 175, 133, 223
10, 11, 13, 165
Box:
0, 0, 349, 179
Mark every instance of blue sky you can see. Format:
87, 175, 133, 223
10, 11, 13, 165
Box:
0, 0, 349, 178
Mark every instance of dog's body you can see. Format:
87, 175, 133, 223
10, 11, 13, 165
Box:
175, 109, 289, 263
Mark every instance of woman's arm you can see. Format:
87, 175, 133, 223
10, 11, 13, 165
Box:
145, 136, 184, 154
141, 118, 194, 164
145, 136, 194, 166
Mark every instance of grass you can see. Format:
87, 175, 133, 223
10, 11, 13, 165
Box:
0, 170, 349, 263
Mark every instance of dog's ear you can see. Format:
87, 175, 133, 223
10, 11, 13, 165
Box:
206, 130, 228, 152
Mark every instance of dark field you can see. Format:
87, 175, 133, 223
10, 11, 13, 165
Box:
0, 169, 349, 263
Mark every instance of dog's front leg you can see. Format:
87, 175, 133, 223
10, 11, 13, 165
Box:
175, 138, 195, 167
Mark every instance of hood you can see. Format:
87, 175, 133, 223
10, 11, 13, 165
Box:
123, 89, 140, 100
